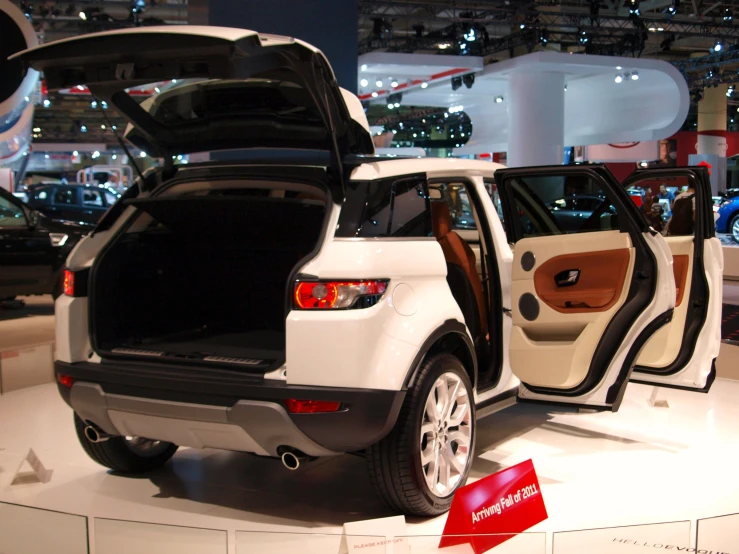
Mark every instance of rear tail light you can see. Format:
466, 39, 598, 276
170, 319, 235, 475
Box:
285, 399, 341, 413
294, 280, 388, 310
63, 269, 75, 296
62, 268, 89, 297
57, 374, 74, 389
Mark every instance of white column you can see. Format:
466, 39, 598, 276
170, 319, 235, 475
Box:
507, 71, 565, 167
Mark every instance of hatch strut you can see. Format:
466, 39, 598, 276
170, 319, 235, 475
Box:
94, 94, 148, 187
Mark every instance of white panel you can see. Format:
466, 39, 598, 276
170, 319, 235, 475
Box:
0, 502, 88, 554
398, 533, 545, 554
553, 521, 690, 553
697, 513, 739, 551
0, 342, 54, 393
236, 532, 385, 554
95, 518, 226, 554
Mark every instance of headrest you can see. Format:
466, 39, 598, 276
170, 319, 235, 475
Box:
431, 201, 454, 239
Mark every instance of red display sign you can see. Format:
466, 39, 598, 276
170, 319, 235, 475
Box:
439, 459, 547, 554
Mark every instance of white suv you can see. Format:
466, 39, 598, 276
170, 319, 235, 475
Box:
16, 26, 722, 516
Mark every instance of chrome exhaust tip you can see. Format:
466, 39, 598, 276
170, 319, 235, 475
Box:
84, 424, 110, 443
281, 451, 300, 470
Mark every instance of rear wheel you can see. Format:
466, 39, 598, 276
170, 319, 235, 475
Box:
74, 413, 178, 473
367, 353, 475, 516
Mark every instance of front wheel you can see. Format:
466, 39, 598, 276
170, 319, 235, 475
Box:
74, 413, 178, 473
367, 353, 475, 516
730, 213, 739, 244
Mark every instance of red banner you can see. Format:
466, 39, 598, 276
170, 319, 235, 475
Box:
439, 459, 547, 553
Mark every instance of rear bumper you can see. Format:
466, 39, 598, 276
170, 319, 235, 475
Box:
55, 360, 405, 456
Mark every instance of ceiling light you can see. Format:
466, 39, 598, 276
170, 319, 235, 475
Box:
72, 150, 79, 156
112, 154, 117, 160
421, 82, 428, 88
43, 99, 51, 107
80, 125, 87, 132
360, 78, 368, 87
32, 127, 41, 132
495, 95, 503, 103
90, 100, 97, 109
615, 73, 624, 83
437, 42, 452, 50
371, 92, 378, 98
101, 124, 106, 129
391, 80, 398, 88
728, 85, 735, 97
631, 71, 639, 80
376, 79, 383, 87
45, 154, 49, 159
140, 152, 147, 158
78, 10, 87, 19
394, 102, 400, 108
714, 40, 723, 52
361, 64, 367, 72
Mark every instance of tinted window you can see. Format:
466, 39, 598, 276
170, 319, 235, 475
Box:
336, 176, 431, 238
82, 189, 105, 207
504, 175, 619, 237
53, 187, 77, 205
0, 195, 27, 227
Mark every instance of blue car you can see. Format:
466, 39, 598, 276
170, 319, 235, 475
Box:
716, 191, 739, 242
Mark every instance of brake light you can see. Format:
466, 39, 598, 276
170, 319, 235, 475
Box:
57, 374, 74, 389
63, 269, 75, 296
294, 280, 388, 310
285, 399, 341, 413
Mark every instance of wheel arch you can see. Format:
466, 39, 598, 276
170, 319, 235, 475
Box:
404, 319, 478, 391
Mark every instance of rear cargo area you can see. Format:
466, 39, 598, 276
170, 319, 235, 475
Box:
91, 190, 326, 371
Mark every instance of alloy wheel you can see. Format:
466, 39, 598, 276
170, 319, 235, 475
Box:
732, 218, 739, 243
419, 371, 473, 497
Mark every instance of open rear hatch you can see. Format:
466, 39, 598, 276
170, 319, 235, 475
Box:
12, 26, 374, 196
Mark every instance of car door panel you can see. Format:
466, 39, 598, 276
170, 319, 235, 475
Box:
511, 231, 635, 389
626, 168, 721, 392
496, 166, 675, 409
534, 247, 631, 313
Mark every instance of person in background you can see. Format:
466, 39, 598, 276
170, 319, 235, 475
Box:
666, 181, 696, 236
640, 187, 655, 217
646, 203, 664, 233
657, 184, 675, 203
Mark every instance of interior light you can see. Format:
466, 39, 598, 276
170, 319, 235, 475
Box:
360, 78, 368, 87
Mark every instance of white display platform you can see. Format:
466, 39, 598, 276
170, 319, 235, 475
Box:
1, 380, 739, 553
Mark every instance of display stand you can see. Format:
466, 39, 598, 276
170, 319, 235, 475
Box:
647, 387, 669, 408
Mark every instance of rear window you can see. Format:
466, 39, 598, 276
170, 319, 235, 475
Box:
336, 175, 431, 238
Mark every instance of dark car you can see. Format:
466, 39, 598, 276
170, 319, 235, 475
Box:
25, 183, 120, 225
0, 186, 90, 300
545, 195, 615, 232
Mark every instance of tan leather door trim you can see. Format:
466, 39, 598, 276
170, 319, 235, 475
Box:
534, 249, 631, 314
673, 254, 689, 307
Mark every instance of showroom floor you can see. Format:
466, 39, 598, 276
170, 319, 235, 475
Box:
1, 295, 739, 551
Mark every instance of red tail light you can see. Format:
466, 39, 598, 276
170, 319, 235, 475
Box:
63, 269, 75, 296
57, 374, 74, 389
294, 280, 388, 310
285, 399, 341, 413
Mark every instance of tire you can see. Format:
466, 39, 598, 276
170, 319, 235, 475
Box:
730, 213, 739, 244
74, 413, 178, 473
367, 353, 476, 516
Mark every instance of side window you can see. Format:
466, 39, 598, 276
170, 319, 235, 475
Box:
104, 191, 120, 206
82, 189, 105, 207
336, 176, 431, 238
504, 174, 619, 238
627, 175, 694, 237
0, 195, 27, 227
53, 187, 77, 205
484, 179, 505, 224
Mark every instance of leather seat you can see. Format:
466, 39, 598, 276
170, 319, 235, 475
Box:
431, 202, 488, 339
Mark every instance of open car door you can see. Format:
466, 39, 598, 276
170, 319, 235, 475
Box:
495, 165, 675, 410
624, 167, 722, 392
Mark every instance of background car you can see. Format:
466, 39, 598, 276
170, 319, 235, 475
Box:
25, 183, 121, 225
716, 194, 739, 243
0, 186, 90, 300
545, 195, 614, 232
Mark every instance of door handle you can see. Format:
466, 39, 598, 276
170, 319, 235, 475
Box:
554, 269, 580, 287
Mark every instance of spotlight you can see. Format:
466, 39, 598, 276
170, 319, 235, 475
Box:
90, 100, 98, 109
629, 0, 640, 16
615, 73, 624, 83
371, 92, 378, 98
78, 9, 87, 19
725, 7, 733, 22
421, 82, 428, 89
72, 150, 79, 157
42, 99, 51, 108
140, 152, 147, 158
495, 96, 503, 103
539, 28, 549, 45
462, 73, 475, 89
451, 76, 463, 91
579, 30, 589, 45
728, 85, 735, 97
80, 124, 87, 132
375, 79, 383, 87
714, 40, 723, 52
631, 71, 639, 80
360, 78, 368, 87
463, 26, 476, 42
391, 80, 398, 88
